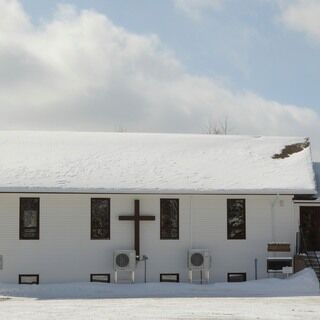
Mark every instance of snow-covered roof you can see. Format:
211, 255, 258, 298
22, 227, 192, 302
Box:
0, 131, 316, 194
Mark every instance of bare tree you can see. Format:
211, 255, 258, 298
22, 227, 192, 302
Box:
204, 116, 230, 135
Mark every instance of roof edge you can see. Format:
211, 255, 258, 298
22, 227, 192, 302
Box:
0, 187, 316, 195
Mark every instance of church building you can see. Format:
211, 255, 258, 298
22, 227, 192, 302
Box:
0, 131, 319, 284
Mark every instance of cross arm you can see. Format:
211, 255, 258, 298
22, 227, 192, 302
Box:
139, 216, 156, 221
119, 216, 135, 220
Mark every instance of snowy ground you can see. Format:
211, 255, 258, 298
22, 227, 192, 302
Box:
0, 269, 319, 319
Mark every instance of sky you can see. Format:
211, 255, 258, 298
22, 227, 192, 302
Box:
1, 0, 320, 158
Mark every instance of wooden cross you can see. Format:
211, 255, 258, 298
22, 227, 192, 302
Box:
119, 200, 156, 259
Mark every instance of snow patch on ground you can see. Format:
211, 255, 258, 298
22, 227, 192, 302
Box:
0, 268, 318, 299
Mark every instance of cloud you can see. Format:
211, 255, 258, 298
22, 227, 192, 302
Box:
279, 0, 320, 43
0, 0, 320, 158
173, 0, 222, 20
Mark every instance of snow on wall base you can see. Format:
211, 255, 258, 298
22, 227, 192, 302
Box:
289, 268, 319, 291
0, 268, 318, 299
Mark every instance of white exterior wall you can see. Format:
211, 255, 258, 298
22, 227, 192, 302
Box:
0, 193, 296, 284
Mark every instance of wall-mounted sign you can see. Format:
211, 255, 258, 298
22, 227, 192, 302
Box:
267, 243, 290, 252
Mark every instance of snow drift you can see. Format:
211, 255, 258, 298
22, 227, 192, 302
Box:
0, 268, 318, 299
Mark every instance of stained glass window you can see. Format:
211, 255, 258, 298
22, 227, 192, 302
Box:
91, 198, 110, 239
20, 198, 39, 240
227, 199, 246, 240
160, 199, 179, 239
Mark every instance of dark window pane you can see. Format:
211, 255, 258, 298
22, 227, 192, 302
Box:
20, 198, 39, 240
228, 273, 246, 282
227, 199, 246, 240
91, 198, 110, 239
300, 206, 320, 251
267, 258, 292, 272
160, 199, 179, 239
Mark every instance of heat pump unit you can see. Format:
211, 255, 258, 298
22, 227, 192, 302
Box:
188, 249, 211, 271
114, 250, 136, 271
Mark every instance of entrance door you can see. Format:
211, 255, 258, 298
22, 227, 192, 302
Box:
300, 206, 320, 251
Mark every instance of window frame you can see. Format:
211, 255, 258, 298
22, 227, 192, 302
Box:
91, 198, 111, 240
267, 258, 293, 273
160, 273, 179, 283
90, 273, 110, 283
160, 198, 179, 240
19, 274, 39, 285
227, 273, 247, 282
19, 197, 40, 240
227, 198, 246, 240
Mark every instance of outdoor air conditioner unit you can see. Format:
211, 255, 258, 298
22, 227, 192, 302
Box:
188, 249, 211, 271
114, 250, 136, 271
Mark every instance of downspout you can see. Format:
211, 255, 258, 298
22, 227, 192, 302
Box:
271, 193, 280, 242
291, 197, 298, 254
189, 195, 193, 249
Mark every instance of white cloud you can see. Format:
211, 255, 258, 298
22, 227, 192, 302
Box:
0, 0, 319, 157
173, 0, 222, 20
279, 0, 320, 42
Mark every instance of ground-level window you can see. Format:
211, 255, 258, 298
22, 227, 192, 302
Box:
227, 199, 246, 240
267, 258, 293, 273
90, 274, 110, 283
20, 198, 40, 240
160, 273, 179, 282
91, 198, 110, 239
227, 273, 246, 282
160, 199, 179, 239
19, 274, 39, 284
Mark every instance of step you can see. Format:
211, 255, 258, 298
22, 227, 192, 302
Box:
304, 258, 320, 263
306, 254, 320, 258
307, 261, 320, 265
305, 255, 320, 259
305, 261, 319, 268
